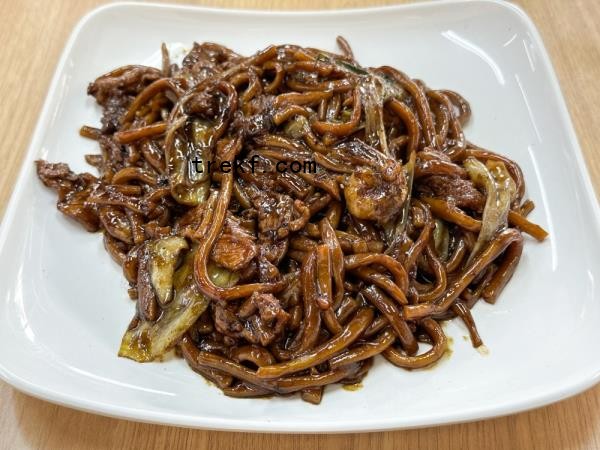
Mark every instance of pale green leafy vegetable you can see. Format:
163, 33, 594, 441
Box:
119, 247, 238, 362
433, 219, 450, 261
169, 119, 213, 206
284, 115, 310, 139
148, 236, 188, 306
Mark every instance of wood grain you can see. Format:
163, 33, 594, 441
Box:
1, 0, 599, 449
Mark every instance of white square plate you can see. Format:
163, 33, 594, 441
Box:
1, 0, 599, 432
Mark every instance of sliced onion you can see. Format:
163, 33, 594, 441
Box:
464, 157, 511, 260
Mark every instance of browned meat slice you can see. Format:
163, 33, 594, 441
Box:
213, 292, 289, 347
211, 216, 257, 271
255, 191, 294, 238
98, 95, 130, 134
36, 160, 100, 231
240, 292, 290, 345
417, 175, 485, 211
211, 233, 257, 271
229, 94, 275, 137
330, 138, 386, 167
57, 189, 101, 232
180, 42, 243, 86
182, 42, 241, 70
246, 187, 295, 264
257, 256, 281, 283
87, 65, 162, 106
184, 87, 220, 117
87, 65, 162, 133
35, 161, 79, 190
213, 304, 244, 336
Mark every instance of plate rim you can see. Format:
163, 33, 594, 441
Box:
1, 0, 600, 433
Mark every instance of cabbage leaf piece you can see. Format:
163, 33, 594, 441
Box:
119, 247, 238, 362
148, 236, 188, 306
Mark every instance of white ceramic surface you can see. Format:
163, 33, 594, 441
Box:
0, 0, 599, 432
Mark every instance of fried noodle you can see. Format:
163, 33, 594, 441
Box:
36, 37, 547, 404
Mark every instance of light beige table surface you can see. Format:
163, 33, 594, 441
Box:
0, 1, 599, 449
